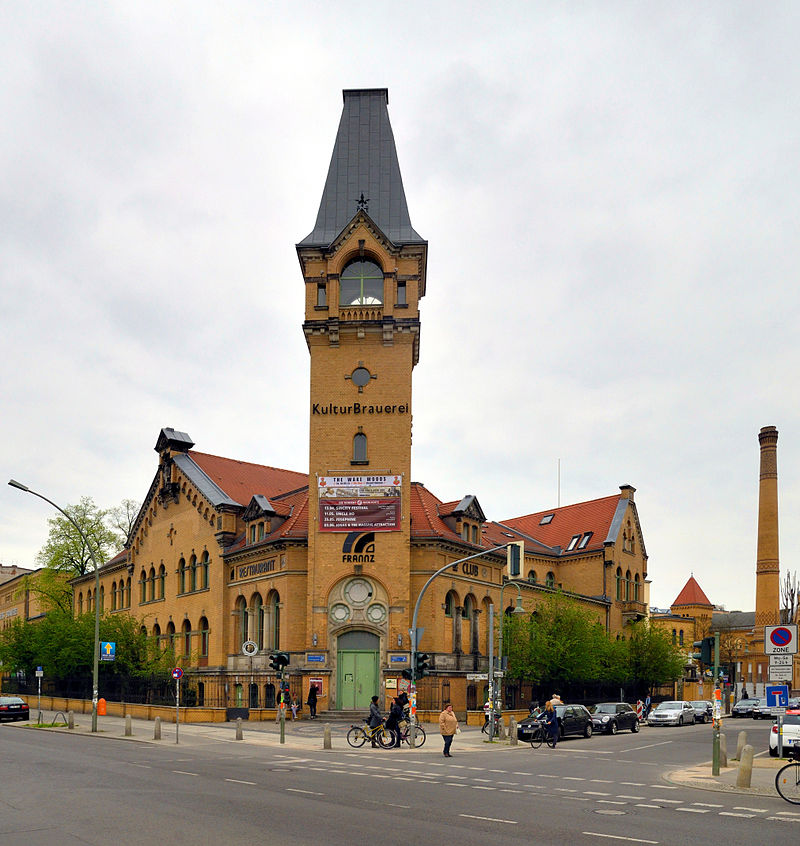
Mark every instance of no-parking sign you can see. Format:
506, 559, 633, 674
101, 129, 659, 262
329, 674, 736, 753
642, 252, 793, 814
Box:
765, 624, 798, 655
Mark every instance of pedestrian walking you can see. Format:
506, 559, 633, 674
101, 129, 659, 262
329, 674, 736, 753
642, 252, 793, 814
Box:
439, 702, 459, 757
306, 684, 318, 719
368, 695, 383, 747
544, 700, 559, 748
385, 697, 404, 747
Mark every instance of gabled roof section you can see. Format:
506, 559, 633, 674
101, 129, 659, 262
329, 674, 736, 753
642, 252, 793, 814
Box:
500, 494, 622, 554
409, 483, 470, 545
155, 427, 194, 453
241, 495, 292, 523
439, 495, 486, 523
176, 451, 307, 509
299, 89, 425, 248
672, 575, 713, 608
225, 488, 310, 553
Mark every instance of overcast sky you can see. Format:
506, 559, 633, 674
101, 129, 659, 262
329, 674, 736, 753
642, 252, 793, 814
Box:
2, 1, 798, 614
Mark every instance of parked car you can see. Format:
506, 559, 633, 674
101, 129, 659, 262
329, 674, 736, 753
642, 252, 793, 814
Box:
0, 696, 30, 722
731, 697, 764, 718
752, 699, 774, 719
646, 700, 696, 727
769, 710, 800, 757
589, 702, 640, 734
689, 700, 713, 723
517, 704, 593, 741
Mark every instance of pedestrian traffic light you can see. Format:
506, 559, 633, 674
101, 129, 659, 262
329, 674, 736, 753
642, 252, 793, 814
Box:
269, 651, 290, 672
414, 651, 430, 678
690, 637, 713, 665
506, 541, 523, 577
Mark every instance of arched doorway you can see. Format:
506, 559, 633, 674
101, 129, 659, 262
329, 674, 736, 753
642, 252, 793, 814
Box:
337, 630, 379, 710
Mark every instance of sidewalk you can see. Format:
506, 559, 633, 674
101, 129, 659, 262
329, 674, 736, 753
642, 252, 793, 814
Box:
667, 754, 786, 797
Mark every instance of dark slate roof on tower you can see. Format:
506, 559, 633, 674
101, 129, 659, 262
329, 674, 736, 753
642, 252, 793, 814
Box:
299, 89, 425, 248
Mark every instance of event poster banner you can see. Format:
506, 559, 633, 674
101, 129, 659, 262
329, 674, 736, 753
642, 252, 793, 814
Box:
318, 475, 402, 532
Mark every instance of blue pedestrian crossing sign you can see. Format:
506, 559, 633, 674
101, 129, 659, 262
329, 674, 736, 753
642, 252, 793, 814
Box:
100, 641, 116, 662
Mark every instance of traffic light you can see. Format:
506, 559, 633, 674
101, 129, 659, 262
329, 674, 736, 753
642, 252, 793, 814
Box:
691, 637, 713, 665
414, 651, 430, 678
506, 541, 524, 577
269, 651, 290, 673
401, 668, 413, 681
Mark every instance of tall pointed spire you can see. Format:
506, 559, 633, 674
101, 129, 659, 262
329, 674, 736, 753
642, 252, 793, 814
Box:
299, 89, 425, 248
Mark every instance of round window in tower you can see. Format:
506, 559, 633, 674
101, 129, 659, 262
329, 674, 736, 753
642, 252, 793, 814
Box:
344, 578, 372, 605
351, 367, 371, 387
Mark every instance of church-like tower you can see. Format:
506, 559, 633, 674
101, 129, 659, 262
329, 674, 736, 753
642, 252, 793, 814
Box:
296, 90, 427, 708
755, 425, 780, 627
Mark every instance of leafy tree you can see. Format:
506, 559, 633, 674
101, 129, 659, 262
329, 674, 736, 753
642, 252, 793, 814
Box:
108, 498, 141, 546
34, 496, 119, 577
625, 618, 686, 699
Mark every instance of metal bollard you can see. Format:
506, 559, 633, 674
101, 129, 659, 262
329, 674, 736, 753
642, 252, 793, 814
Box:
720, 733, 728, 768
735, 730, 747, 761
125, 715, 132, 737
154, 717, 161, 740
509, 717, 518, 745
235, 717, 243, 740
736, 744, 754, 788
323, 723, 332, 750
68, 711, 75, 730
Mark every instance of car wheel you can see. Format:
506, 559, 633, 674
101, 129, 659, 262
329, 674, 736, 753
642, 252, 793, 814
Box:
678, 716, 683, 726
632, 719, 640, 733
609, 721, 618, 735
584, 723, 593, 738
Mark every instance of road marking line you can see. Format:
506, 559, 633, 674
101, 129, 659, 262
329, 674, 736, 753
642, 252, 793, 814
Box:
471, 786, 496, 790
616, 795, 645, 799
496, 781, 519, 785
648, 785, 677, 789
774, 811, 800, 816
474, 778, 493, 782
225, 779, 256, 785
171, 771, 198, 776
443, 783, 466, 787
582, 833, 658, 844
693, 802, 723, 807
286, 788, 324, 796
590, 779, 613, 783
767, 816, 800, 823
719, 812, 756, 818
130, 764, 152, 769
627, 741, 672, 752
584, 791, 611, 796
563, 777, 585, 781
554, 788, 578, 793
499, 789, 524, 793
635, 804, 661, 809
621, 782, 645, 786
676, 808, 710, 813
734, 806, 768, 812
460, 814, 517, 824
540, 774, 559, 779
657, 799, 681, 804
598, 800, 627, 805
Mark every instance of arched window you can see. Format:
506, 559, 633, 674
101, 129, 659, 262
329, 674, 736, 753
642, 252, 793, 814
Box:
615, 567, 623, 600
99, 585, 104, 614
153, 623, 161, 644
251, 593, 263, 649
545, 572, 555, 589
444, 591, 456, 617
182, 619, 192, 657
197, 681, 205, 706
158, 564, 166, 599
625, 570, 632, 601
353, 432, 367, 462
339, 259, 383, 306
463, 594, 478, 653
201, 551, 210, 589
190, 555, 197, 592
148, 567, 155, 602
528, 570, 537, 583
679, 629, 684, 646
235, 596, 247, 650
266, 590, 280, 650
77, 592, 83, 614
166, 621, 176, 653
111, 582, 117, 611
179, 558, 187, 594
672, 629, 677, 644
125, 577, 131, 608
634, 573, 640, 601
140, 571, 147, 603
199, 616, 209, 658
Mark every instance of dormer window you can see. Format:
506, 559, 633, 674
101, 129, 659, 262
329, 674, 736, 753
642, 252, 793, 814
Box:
566, 535, 581, 551
578, 532, 592, 549
340, 259, 383, 306
539, 514, 554, 525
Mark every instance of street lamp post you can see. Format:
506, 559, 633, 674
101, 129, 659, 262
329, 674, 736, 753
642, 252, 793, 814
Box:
493, 581, 527, 727
8, 479, 102, 732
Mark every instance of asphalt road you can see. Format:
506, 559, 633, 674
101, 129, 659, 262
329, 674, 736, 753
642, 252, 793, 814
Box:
2, 719, 795, 846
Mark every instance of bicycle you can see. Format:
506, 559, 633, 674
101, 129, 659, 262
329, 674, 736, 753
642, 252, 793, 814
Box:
528, 721, 557, 749
346, 721, 393, 749
775, 748, 800, 804
481, 712, 502, 738
396, 721, 427, 747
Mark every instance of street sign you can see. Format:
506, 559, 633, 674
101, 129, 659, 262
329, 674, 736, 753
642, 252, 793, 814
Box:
466, 673, 488, 681
100, 641, 116, 662
494, 671, 505, 678
35, 668, 44, 678
765, 624, 798, 654
766, 684, 789, 706
769, 666, 793, 682
172, 667, 184, 680
770, 654, 793, 666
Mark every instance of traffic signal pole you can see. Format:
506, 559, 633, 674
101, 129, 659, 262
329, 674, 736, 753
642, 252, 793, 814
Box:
712, 631, 721, 775
409, 543, 518, 745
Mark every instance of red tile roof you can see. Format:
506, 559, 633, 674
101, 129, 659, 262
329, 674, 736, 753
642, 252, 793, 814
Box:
409, 484, 466, 544
500, 494, 622, 554
189, 451, 307, 503
672, 575, 712, 608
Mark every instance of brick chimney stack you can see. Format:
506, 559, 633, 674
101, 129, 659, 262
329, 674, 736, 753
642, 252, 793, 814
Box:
755, 425, 780, 627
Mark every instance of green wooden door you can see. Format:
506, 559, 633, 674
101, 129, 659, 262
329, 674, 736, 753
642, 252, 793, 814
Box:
338, 650, 378, 710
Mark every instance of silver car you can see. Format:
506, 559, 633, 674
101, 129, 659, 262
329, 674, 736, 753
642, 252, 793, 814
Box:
647, 700, 696, 727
